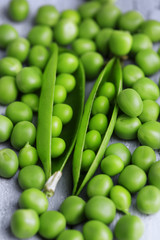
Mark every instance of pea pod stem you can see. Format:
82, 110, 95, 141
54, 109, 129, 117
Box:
44, 171, 62, 197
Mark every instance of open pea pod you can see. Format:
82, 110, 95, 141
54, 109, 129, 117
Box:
72, 58, 122, 195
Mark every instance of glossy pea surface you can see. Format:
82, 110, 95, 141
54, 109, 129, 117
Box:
9, 0, 29, 22
35, 5, 59, 27
131, 33, 152, 56
81, 149, 95, 172
92, 96, 109, 115
0, 24, 18, 48
89, 113, 108, 135
122, 64, 144, 87
72, 38, 96, 56
53, 103, 73, 124
28, 45, 49, 69
95, 28, 113, 56
0, 115, 13, 143
57, 229, 84, 240
0, 57, 22, 77
139, 100, 159, 123
54, 85, 67, 104
52, 116, 62, 137
61, 9, 81, 24
79, 18, 100, 39
84, 130, 102, 151
51, 137, 66, 158
0, 76, 18, 105
21, 93, 39, 112
101, 155, 124, 176
57, 53, 79, 74
98, 82, 116, 102
148, 161, 160, 189
19, 143, 38, 168
56, 73, 76, 93
139, 20, 160, 42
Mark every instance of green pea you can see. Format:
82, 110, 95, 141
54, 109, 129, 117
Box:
87, 174, 113, 198
30, 66, 42, 77
54, 19, 78, 45
135, 49, 160, 75
72, 38, 96, 56
0, 57, 22, 77
101, 155, 124, 176
9, 0, 29, 22
132, 146, 156, 172
92, 96, 109, 115
138, 121, 160, 149
28, 45, 49, 69
115, 215, 144, 240
57, 53, 79, 74
85, 196, 116, 224
21, 93, 39, 112
115, 114, 141, 140
0, 76, 18, 105
81, 149, 95, 172
61, 9, 81, 24
53, 103, 73, 124
132, 77, 159, 101
57, 229, 84, 240
6, 37, 30, 62
60, 196, 86, 225
148, 161, 160, 189
122, 64, 144, 87
105, 143, 131, 166
52, 116, 62, 137
131, 33, 152, 56
96, 4, 121, 28
139, 100, 159, 123
54, 85, 67, 104
56, 73, 76, 93
118, 11, 144, 33
28, 25, 53, 47
83, 220, 113, 240
89, 113, 108, 135
16, 67, 42, 93
78, 1, 101, 19
11, 209, 39, 239
95, 28, 113, 57
6, 101, 33, 124
51, 137, 66, 158
139, 20, 160, 42
79, 18, 100, 39
0, 115, 13, 143
118, 165, 147, 193
35, 5, 59, 27
19, 188, 48, 215
109, 30, 133, 56
18, 165, 45, 190
0, 148, 18, 178
11, 121, 36, 150
19, 143, 38, 168
117, 88, 143, 117
0, 24, 18, 48
98, 82, 116, 101
84, 130, 102, 151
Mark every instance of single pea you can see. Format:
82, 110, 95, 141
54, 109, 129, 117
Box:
6, 101, 33, 124
11, 209, 40, 239
35, 5, 59, 27
115, 114, 141, 140
60, 196, 86, 225
79, 18, 100, 39
117, 88, 143, 117
84, 130, 102, 152
72, 38, 96, 56
96, 4, 121, 28
132, 77, 159, 101
19, 188, 48, 215
9, 0, 29, 22
101, 155, 124, 176
148, 161, 160, 189
0, 57, 22, 77
28, 45, 49, 69
98, 82, 116, 101
16, 67, 42, 93
138, 121, 160, 149
105, 143, 131, 166
11, 121, 36, 150
0, 24, 18, 48
95, 28, 113, 57
0, 115, 13, 143
57, 229, 84, 240
54, 19, 78, 45
61, 9, 81, 24
57, 53, 79, 74
28, 25, 53, 47
81, 149, 95, 172
109, 30, 133, 56
92, 96, 110, 115
132, 146, 156, 172
6, 38, 30, 62
53, 103, 73, 124
131, 33, 152, 56
118, 165, 147, 193
39, 211, 66, 239
19, 143, 38, 168
0, 76, 18, 105
122, 64, 144, 87
115, 215, 144, 240
56, 73, 76, 93
18, 165, 45, 190
139, 20, 160, 42
135, 49, 160, 75
21, 93, 39, 112
83, 220, 113, 240
52, 116, 62, 137
0, 148, 18, 178
51, 137, 66, 158
87, 174, 113, 198
85, 196, 116, 224
139, 100, 159, 123
54, 85, 67, 104
78, 1, 101, 19
89, 113, 108, 135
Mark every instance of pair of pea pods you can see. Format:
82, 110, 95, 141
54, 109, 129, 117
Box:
36, 43, 122, 196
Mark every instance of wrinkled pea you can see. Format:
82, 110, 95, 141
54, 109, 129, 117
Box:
51, 137, 66, 158
101, 155, 124, 176
78, 1, 101, 19
0, 57, 22, 77
84, 130, 102, 151
61, 9, 81, 24
95, 28, 113, 57
19, 143, 38, 168
56, 73, 76, 93
28, 45, 49, 69
21, 93, 39, 112
57, 53, 79, 74
9, 0, 29, 22
0, 24, 18, 48
139, 100, 159, 123
0, 76, 18, 105
35, 5, 59, 27
123, 64, 144, 87
148, 161, 160, 189
0, 115, 13, 143
57, 230, 84, 240
79, 18, 100, 39
53, 103, 73, 124
72, 38, 96, 56
131, 33, 152, 56
81, 149, 95, 172
139, 20, 160, 42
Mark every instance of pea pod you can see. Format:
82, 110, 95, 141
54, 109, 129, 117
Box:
72, 58, 122, 195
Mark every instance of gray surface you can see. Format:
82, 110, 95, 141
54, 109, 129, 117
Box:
0, 0, 160, 239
